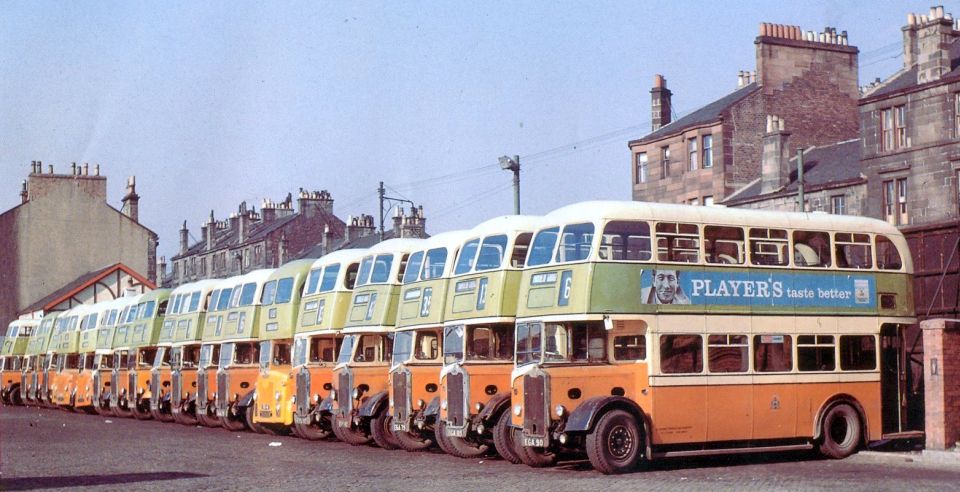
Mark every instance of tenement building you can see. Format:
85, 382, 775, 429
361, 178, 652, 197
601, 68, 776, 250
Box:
0, 162, 158, 328
629, 23, 860, 205
167, 190, 346, 287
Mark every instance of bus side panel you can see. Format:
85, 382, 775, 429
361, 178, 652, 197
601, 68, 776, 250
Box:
796, 380, 881, 440
752, 381, 797, 439
649, 381, 707, 445
705, 381, 753, 442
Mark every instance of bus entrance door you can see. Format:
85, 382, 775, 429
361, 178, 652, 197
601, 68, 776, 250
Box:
880, 324, 909, 435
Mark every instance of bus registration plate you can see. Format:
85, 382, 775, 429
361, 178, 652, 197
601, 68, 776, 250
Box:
336, 418, 350, 428
447, 427, 467, 438
523, 436, 545, 447
392, 421, 408, 432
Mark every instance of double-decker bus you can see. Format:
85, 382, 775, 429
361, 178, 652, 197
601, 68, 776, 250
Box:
510, 201, 915, 474
158, 279, 222, 425
151, 280, 221, 423
330, 238, 423, 446
196, 277, 239, 427
72, 301, 122, 413
22, 312, 60, 406
85, 296, 137, 415
289, 249, 364, 440
250, 259, 315, 435
94, 295, 142, 415
388, 230, 471, 452
111, 289, 171, 419
49, 305, 96, 410
1, 319, 40, 405
212, 269, 274, 431
437, 215, 539, 461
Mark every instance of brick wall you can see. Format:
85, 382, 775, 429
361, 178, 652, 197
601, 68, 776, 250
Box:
922, 318, 960, 450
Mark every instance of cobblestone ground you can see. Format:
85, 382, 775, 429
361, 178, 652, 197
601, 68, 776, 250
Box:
2, 405, 959, 491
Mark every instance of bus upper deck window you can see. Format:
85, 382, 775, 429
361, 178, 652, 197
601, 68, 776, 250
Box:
749, 228, 788, 266
422, 248, 448, 280
454, 240, 480, 275
555, 223, 595, 263
792, 230, 831, 268
320, 264, 340, 292
656, 222, 700, 263
876, 235, 903, 270
600, 221, 651, 261
527, 227, 559, 267
476, 235, 508, 271
834, 233, 872, 269
371, 254, 394, 284
403, 252, 425, 284
705, 226, 745, 265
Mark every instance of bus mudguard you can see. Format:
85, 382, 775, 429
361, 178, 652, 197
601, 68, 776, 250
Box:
476, 393, 510, 423
358, 390, 388, 417
238, 390, 256, 408
563, 396, 646, 433
423, 396, 441, 418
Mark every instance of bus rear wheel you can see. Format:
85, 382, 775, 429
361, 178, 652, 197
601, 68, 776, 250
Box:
492, 410, 523, 464
512, 428, 558, 467
436, 421, 488, 458
371, 408, 402, 450
586, 409, 642, 474
818, 403, 862, 459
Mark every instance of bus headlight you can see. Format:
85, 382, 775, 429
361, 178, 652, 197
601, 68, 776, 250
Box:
555, 405, 566, 418
314, 394, 320, 403
352, 388, 360, 400
441, 400, 447, 410
513, 404, 522, 416
252, 391, 257, 402
417, 399, 425, 409
475, 402, 484, 412
274, 391, 281, 401
329, 389, 336, 400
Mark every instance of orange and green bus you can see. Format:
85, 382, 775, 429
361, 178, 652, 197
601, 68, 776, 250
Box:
195, 276, 240, 427
1, 318, 40, 406
330, 238, 423, 446
288, 249, 364, 440
437, 215, 539, 461
509, 201, 916, 474
49, 304, 94, 410
250, 259, 316, 434
211, 269, 275, 431
112, 289, 171, 419
83, 296, 137, 415
387, 230, 471, 452
151, 279, 221, 423
94, 295, 142, 415
22, 312, 60, 406
72, 300, 124, 413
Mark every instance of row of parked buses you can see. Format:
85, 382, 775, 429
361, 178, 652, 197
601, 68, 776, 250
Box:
0, 201, 917, 474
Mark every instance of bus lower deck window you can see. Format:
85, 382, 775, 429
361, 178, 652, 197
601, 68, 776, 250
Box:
613, 335, 646, 361
840, 335, 877, 370
798, 335, 836, 371
707, 334, 748, 372
660, 335, 703, 373
754, 335, 792, 372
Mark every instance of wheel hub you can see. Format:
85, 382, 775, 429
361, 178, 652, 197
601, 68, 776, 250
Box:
608, 424, 634, 459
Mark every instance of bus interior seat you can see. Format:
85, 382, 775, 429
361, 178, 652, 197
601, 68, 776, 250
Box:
793, 243, 819, 266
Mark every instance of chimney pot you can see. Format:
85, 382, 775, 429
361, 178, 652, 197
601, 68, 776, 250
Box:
83, 163, 89, 175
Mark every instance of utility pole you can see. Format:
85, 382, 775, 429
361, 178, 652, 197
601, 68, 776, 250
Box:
378, 181, 415, 240
499, 155, 521, 214
797, 148, 805, 212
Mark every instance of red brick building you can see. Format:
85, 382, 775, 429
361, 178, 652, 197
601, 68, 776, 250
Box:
629, 23, 860, 206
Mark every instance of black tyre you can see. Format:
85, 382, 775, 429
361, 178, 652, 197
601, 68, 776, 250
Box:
132, 398, 153, 420
371, 408, 402, 450
818, 403, 862, 459
437, 421, 489, 458
9, 387, 23, 406
243, 404, 266, 433
295, 414, 333, 441
393, 425, 433, 452
94, 400, 114, 417
331, 417, 373, 446
513, 427, 557, 467
219, 404, 247, 431
492, 410, 523, 464
198, 409, 222, 427
586, 409, 643, 474
113, 399, 133, 418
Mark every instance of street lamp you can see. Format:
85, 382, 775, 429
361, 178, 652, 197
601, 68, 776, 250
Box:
499, 155, 520, 215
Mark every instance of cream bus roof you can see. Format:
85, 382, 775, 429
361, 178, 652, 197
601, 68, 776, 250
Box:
542, 200, 903, 236
137, 288, 172, 304
227, 268, 275, 305
412, 230, 473, 276
170, 278, 223, 297
308, 248, 367, 290
6, 318, 39, 336
466, 215, 543, 238
364, 237, 425, 255
268, 259, 315, 280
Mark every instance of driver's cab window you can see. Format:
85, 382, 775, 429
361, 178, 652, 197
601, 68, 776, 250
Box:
354, 334, 388, 363
414, 331, 440, 361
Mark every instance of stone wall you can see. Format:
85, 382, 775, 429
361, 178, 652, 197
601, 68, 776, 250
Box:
922, 318, 960, 450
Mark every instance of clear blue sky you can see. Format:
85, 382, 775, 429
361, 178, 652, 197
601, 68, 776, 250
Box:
0, 1, 945, 262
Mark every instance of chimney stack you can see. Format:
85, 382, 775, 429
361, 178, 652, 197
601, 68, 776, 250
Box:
206, 210, 215, 251
121, 176, 140, 222
760, 115, 793, 195
180, 220, 189, 254
650, 74, 673, 131
345, 214, 375, 243
237, 201, 249, 244
20, 180, 28, 204
908, 6, 958, 83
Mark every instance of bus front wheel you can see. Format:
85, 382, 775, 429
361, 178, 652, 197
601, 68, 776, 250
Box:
586, 409, 643, 474
295, 415, 332, 440
512, 428, 558, 467
436, 421, 488, 458
371, 408, 402, 450
818, 403, 862, 459
492, 411, 522, 464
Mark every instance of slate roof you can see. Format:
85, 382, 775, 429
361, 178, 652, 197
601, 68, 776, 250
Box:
863, 37, 960, 99
629, 83, 759, 145
723, 139, 863, 204
21, 263, 154, 314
